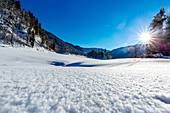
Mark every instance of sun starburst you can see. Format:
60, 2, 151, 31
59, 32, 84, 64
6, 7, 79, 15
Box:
138, 31, 151, 44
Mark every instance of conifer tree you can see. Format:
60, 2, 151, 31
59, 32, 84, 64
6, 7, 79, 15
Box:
47, 39, 56, 51
15, 0, 21, 10
163, 15, 170, 55
34, 18, 39, 35
149, 8, 166, 53
10, 34, 14, 45
30, 31, 35, 47
164, 15, 170, 41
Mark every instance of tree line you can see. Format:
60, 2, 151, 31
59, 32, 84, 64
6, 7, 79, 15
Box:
0, 0, 55, 51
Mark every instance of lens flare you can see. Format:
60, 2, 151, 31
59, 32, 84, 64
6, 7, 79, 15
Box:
139, 32, 151, 43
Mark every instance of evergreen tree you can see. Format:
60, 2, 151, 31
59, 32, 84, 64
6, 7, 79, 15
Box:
87, 49, 112, 59
14, 0, 21, 10
30, 31, 35, 47
10, 34, 14, 45
87, 50, 98, 58
39, 29, 48, 47
149, 8, 166, 53
163, 15, 170, 55
34, 18, 39, 35
164, 15, 170, 41
47, 39, 56, 51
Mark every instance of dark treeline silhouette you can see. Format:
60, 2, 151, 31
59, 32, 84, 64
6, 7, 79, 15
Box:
87, 49, 112, 59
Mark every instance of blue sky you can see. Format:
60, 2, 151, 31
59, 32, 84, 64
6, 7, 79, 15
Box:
21, 0, 170, 50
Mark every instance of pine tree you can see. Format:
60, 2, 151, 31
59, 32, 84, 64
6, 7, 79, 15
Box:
87, 50, 98, 58
164, 15, 170, 41
34, 18, 39, 35
163, 15, 170, 55
51, 39, 56, 51
39, 29, 48, 47
47, 39, 56, 51
149, 8, 166, 53
14, 0, 21, 10
87, 49, 112, 59
30, 31, 35, 47
10, 34, 14, 45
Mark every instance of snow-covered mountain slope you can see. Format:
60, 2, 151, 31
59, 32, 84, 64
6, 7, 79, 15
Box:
109, 44, 147, 59
45, 31, 87, 55
0, 47, 170, 112
0, 1, 51, 51
0, 0, 90, 56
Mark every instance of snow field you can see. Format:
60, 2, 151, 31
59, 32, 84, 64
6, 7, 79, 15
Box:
0, 47, 170, 112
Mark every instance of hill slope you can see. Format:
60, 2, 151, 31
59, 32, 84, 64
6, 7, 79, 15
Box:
0, 0, 88, 55
45, 31, 87, 55
0, 0, 118, 58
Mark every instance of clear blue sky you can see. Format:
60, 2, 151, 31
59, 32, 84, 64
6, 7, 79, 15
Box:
21, 0, 170, 50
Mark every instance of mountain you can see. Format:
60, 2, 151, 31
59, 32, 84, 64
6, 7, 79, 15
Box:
0, 0, 91, 56
83, 48, 110, 53
45, 31, 87, 55
109, 44, 151, 59
109, 44, 164, 58
0, 0, 49, 50
0, 0, 111, 57
109, 46, 134, 59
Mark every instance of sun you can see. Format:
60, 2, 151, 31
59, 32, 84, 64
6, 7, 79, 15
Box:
139, 32, 151, 43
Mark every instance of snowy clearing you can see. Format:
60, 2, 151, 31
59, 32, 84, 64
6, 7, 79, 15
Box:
0, 47, 170, 113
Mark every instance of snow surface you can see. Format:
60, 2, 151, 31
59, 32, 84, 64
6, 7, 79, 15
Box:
0, 47, 170, 113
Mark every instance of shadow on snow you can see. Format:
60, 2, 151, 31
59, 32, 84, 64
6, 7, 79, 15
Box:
50, 61, 97, 67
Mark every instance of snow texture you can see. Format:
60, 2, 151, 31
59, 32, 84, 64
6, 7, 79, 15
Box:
0, 47, 170, 113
